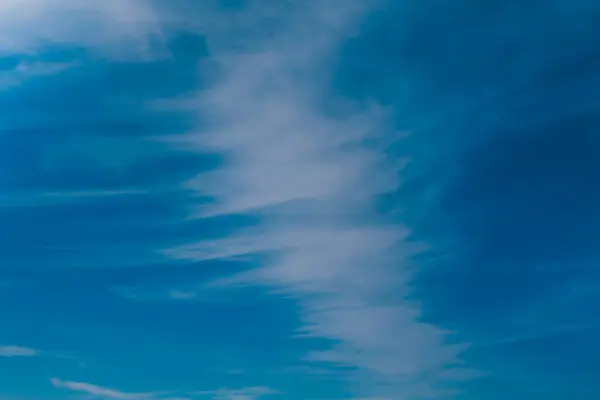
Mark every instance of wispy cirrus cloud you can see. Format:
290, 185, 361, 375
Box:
50, 379, 159, 400
0, 0, 170, 91
0, 345, 38, 357
165, 1, 472, 399
0, 0, 169, 60
193, 387, 277, 400
50, 379, 275, 400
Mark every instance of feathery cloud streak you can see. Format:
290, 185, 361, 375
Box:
50, 379, 276, 400
0, 0, 168, 59
0, 345, 38, 357
50, 378, 168, 400
167, 1, 471, 398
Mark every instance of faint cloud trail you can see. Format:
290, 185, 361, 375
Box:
0, 345, 38, 357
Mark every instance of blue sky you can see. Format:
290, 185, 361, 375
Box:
1, 1, 599, 399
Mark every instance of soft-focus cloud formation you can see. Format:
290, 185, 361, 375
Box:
166, 1, 471, 398
0, 0, 166, 58
50, 379, 275, 400
194, 387, 277, 400
0, 345, 38, 357
51, 378, 157, 399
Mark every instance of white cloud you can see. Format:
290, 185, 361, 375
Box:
0, 0, 168, 59
194, 387, 277, 400
0, 0, 173, 89
50, 379, 273, 400
0, 345, 38, 357
166, 1, 472, 399
110, 285, 200, 303
168, 289, 197, 300
50, 378, 157, 399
